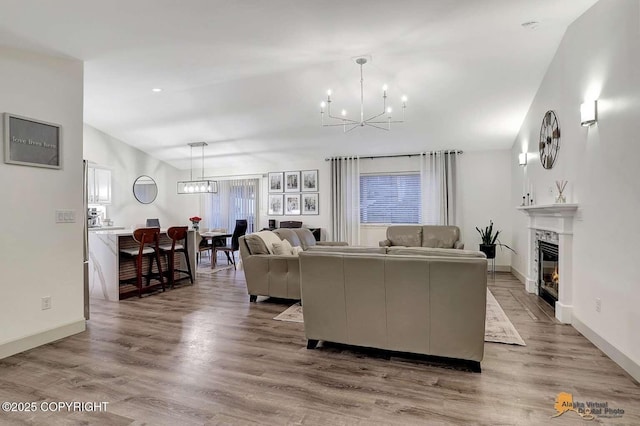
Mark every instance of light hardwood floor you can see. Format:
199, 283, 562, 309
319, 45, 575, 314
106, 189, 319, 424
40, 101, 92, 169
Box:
1, 269, 638, 425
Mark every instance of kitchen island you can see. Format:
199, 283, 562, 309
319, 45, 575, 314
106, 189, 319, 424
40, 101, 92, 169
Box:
88, 228, 196, 301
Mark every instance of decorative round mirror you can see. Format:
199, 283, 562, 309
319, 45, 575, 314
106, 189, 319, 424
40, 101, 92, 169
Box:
133, 175, 158, 204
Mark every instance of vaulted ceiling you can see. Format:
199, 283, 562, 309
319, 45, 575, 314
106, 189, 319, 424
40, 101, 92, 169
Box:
0, 0, 598, 170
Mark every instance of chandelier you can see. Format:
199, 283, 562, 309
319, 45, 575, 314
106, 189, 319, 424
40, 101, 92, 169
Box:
320, 57, 407, 132
177, 142, 218, 194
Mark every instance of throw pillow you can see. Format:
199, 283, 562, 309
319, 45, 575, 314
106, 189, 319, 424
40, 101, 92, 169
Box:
254, 230, 283, 254
244, 235, 269, 255
272, 239, 294, 256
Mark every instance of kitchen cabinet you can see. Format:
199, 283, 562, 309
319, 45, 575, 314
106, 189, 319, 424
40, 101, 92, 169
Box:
88, 166, 112, 204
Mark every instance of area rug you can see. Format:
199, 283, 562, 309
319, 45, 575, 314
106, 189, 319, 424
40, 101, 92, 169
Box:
273, 290, 526, 346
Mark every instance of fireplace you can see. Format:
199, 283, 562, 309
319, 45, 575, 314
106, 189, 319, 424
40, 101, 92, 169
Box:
538, 241, 559, 307
518, 203, 577, 324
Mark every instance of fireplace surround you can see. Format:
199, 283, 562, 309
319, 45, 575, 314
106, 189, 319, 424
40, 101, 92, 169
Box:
518, 204, 578, 324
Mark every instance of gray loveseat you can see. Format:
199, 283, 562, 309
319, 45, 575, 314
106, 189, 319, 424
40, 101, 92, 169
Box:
299, 247, 487, 370
239, 228, 347, 302
379, 225, 464, 249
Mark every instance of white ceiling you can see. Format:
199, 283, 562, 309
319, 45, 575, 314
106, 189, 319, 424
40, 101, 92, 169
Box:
0, 0, 598, 170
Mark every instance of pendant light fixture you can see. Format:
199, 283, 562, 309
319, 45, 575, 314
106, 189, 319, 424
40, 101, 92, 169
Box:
177, 142, 218, 194
320, 57, 407, 132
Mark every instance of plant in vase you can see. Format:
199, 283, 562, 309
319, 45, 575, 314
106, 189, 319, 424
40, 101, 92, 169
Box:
189, 216, 202, 231
476, 220, 516, 259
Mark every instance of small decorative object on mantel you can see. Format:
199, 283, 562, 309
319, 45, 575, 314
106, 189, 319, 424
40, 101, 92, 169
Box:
555, 180, 568, 203
189, 216, 202, 231
476, 220, 516, 259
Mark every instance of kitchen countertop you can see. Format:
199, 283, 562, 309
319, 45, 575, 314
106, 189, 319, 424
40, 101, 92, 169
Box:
88, 226, 125, 232
91, 228, 195, 236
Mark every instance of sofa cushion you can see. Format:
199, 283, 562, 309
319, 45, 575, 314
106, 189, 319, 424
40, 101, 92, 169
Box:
291, 228, 317, 250
306, 246, 387, 254
254, 230, 284, 255
422, 226, 460, 248
387, 246, 486, 258
386, 225, 422, 247
273, 228, 302, 248
243, 234, 270, 255
273, 239, 294, 256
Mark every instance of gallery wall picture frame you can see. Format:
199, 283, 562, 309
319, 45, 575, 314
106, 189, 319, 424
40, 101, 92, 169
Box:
268, 172, 284, 193
302, 193, 319, 215
284, 171, 300, 192
268, 194, 284, 215
301, 169, 318, 192
284, 194, 301, 215
4, 113, 62, 169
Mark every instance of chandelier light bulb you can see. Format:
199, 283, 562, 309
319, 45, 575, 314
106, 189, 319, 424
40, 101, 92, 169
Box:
320, 101, 326, 108
341, 109, 347, 117
327, 89, 332, 96
401, 95, 408, 103
387, 107, 393, 114
382, 84, 388, 92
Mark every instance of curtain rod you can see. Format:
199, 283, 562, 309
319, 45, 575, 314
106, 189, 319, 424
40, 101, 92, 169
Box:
325, 150, 462, 161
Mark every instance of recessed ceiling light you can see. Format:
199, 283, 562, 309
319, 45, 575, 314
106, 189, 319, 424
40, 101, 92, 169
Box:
521, 21, 540, 30
152, 88, 162, 92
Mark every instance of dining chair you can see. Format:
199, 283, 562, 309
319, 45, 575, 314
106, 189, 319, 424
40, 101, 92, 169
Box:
159, 226, 194, 288
119, 227, 165, 297
214, 219, 248, 269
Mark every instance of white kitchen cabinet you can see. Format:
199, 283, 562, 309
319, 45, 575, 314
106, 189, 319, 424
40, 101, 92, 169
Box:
88, 166, 112, 204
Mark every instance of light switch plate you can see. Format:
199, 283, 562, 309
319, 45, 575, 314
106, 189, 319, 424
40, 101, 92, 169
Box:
55, 209, 76, 223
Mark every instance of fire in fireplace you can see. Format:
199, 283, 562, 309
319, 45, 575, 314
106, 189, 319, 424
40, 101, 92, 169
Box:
538, 241, 559, 307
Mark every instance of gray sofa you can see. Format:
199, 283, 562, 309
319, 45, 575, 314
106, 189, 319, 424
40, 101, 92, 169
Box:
379, 225, 464, 249
299, 248, 487, 370
239, 228, 347, 302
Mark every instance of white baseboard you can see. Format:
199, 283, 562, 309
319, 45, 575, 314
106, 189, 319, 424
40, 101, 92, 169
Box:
0, 319, 86, 360
572, 316, 640, 384
510, 266, 526, 284
488, 265, 511, 272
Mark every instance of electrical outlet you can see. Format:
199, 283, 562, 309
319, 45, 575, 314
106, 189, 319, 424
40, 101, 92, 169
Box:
595, 298, 601, 313
41, 296, 51, 310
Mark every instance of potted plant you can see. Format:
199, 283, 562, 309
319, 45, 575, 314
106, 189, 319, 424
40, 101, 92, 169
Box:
476, 220, 516, 259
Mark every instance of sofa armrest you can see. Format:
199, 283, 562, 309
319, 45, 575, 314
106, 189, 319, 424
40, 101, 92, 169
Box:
379, 239, 391, 247
316, 241, 348, 246
454, 241, 465, 250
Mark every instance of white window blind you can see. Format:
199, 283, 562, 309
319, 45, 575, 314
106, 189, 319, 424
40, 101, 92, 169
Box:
360, 173, 421, 224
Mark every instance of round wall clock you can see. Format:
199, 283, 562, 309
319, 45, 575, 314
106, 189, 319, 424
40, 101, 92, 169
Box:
539, 110, 560, 169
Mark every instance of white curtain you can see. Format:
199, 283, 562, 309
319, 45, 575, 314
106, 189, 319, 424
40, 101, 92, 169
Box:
420, 151, 459, 225
204, 178, 259, 233
330, 156, 360, 245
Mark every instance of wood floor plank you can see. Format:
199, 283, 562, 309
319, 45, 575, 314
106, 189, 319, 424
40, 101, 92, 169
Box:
0, 269, 638, 425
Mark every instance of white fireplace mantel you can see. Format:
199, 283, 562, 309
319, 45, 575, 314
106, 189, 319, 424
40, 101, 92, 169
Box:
518, 203, 579, 324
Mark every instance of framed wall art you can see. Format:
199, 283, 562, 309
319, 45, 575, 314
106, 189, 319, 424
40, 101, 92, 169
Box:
268, 194, 284, 215
302, 193, 319, 215
284, 171, 300, 192
284, 194, 301, 215
268, 172, 283, 192
4, 113, 61, 169
301, 169, 318, 192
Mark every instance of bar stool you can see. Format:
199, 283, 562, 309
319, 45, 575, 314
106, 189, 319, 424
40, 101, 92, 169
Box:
119, 227, 165, 297
159, 226, 194, 288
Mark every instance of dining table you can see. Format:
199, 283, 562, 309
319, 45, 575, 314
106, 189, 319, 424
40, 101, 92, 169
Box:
200, 231, 232, 268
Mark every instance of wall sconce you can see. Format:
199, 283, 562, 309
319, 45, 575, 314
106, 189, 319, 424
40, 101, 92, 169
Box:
580, 100, 597, 126
518, 152, 527, 166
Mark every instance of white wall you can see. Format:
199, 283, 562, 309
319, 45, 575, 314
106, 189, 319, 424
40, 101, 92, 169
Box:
0, 47, 85, 357
83, 124, 198, 229
202, 157, 330, 237
510, 0, 640, 379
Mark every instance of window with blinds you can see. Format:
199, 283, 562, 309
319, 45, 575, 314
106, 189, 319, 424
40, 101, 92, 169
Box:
360, 173, 421, 224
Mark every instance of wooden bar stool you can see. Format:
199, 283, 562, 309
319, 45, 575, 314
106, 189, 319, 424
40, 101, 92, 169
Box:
159, 226, 194, 288
119, 227, 165, 297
